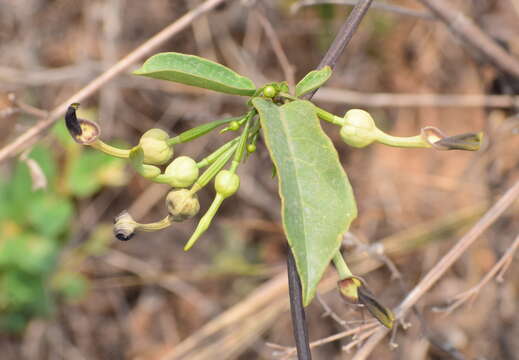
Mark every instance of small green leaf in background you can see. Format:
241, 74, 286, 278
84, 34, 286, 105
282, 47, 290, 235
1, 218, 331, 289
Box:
295, 66, 332, 97
134, 52, 256, 96
27, 195, 73, 238
253, 98, 357, 306
52, 272, 88, 301
67, 150, 126, 198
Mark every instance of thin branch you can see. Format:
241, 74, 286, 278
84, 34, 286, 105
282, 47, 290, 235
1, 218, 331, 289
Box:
0, 0, 230, 164
314, 0, 373, 72
418, 0, 519, 78
441, 233, 519, 314
292, 0, 434, 21
287, 249, 312, 360
352, 179, 519, 360
254, 10, 296, 93
313, 87, 519, 108
267, 322, 378, 359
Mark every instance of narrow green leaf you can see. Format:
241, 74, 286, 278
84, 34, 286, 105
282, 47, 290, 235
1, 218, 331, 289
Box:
134, 52, 256, 96
295, 66, 332, 97
253, 98, 357, 305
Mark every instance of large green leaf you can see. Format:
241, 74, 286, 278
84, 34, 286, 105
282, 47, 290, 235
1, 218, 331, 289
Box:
134, 52, 256, 96
253, 98, 357, 305
295, 66, 332, 97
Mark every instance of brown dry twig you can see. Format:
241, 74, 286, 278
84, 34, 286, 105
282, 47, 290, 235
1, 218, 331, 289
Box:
0, 0, 229, 164
351, 179, 519, 360
418, 0, 519, 78
267, 321, 378, 359
291, 0, 434, 20
440, 233, 519, 314
254, 10, 296, 93
314, 88, 519, 108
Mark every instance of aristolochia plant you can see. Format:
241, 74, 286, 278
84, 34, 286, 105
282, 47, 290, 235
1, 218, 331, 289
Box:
65, 52, 483, 328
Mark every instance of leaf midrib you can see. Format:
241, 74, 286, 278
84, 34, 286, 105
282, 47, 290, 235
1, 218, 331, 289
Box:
279, 104, 310, 286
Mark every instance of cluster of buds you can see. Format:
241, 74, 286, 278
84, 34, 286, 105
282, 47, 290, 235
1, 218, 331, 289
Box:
65, 103, 257, 249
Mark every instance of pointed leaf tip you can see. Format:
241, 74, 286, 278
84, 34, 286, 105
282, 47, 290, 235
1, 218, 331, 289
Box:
253, 98, 357, 306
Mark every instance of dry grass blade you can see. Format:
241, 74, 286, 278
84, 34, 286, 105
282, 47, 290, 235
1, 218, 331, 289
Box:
418, 0, 519, 78
352, 179, 519, 360
441, 233, 519, 314
154, 204, 482, 360
314, 88, 519, 108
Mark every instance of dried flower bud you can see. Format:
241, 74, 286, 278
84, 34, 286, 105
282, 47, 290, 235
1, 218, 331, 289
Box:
139, 128, 173, 165
113, 211, 137, 241
166, 189, 200, 221
164, 156, 199, 188
65, 103, 101, 144
338, 276, 394, 329
339, 109, 377, 148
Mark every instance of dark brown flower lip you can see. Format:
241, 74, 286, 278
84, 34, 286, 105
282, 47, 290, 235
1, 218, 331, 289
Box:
357, 285, 395, 329
65, 103, 83, 137
421, 126, 483, 151
338, 275, 395, 329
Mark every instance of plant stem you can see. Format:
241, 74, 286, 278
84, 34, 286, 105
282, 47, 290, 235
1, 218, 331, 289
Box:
196, 138, 240, 169
89, 140, 130, 158
184, 193, 224, 250
332, 251, 354, 279
191, 145, 236, 194
230, 111, 254, 173
137, 216, 173, 231
167, 116, 241, 145
375, 130, 430, 148
287, 249, 312, 360
314, 107, 343, 126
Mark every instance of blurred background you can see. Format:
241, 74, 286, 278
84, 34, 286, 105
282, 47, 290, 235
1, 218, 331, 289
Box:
1, 0, 519, 359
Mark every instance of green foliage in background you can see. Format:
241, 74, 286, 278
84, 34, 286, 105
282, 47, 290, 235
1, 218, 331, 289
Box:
0, 120, 125, 332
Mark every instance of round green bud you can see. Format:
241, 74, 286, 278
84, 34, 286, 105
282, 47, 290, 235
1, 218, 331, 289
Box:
263, 85, 277, 98
214, 170, 240, 198
339, 109, 377, 148
139, 128, 173, 165
229, 121, 240, 131
246, 144, 256, 153
164, 156, 199, 188
166, 189, 200, 222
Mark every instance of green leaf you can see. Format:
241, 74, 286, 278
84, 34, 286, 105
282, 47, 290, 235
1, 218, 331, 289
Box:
67, 150, 126, 197
27, 195, 73, 238
295, 66, 332, 97
252, 98, 357, 305
134, 52, 256, 96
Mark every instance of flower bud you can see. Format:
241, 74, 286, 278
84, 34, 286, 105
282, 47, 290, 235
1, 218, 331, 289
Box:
263, 85, 277, 98
113, 211, 137, 241
229, 121, 240, 131
339, 109, 377, 148
214, 170, 240, 198
166, 189, 200, 221
164, 156, 199, 188
139, 128, 173, 165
